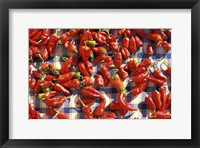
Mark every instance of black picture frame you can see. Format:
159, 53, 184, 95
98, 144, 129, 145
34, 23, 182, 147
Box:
0, 0, 200, 148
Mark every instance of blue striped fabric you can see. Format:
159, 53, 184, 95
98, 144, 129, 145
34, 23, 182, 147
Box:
29, 29, 171, 119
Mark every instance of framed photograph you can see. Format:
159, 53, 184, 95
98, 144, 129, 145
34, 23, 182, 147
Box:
0, 0, 199, 148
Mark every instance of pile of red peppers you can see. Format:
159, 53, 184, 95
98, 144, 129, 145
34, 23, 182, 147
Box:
29, 28, 171, 119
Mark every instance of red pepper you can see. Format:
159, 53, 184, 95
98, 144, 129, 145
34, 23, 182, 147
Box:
100, 65, 110, 87
29, 78, 36, 90
38, 91, 57, 100
146, 77, 165, 86
60, 31, 70, 43
60, 56, 73, 74
30, 46, 41, 58
45, 96, 67, 108
154, 29, 168, 40
29, 103, 41, 119
32, 71, 43, 79
62, 79, 80, 88
29, 29, 41, 38
47, 35, 58, 57
29, 47, 33, 60
161, 92, 171, 111
41, 80, 53, 89
81, 89, 101, 98
85, 61, 93, 76
132, 29, 145, 36
146, 43, 154, 56
118, 29, 126, 35
93, 54, 106, 63
93, 99, 106, 118
54, 83, 71, 95
167, 29, 171, 37
146, 33, 162, 42
124, 60, 137, 71
69, 29, 79, 37
93, 32, 106, 45
45, 74, 57, 81
113, 52, 122, 69
79, 46, 91, 62
120, 47, 130, 60
133, 70, 149, 84
160, 88, 167, 109
161, 41, 171, 52
85, 86, 101, 96
76, 98, 94, 105
67, 41, 77, 53
80, 31, 93, 45
109, 101, 120, 110
110, 42, 119, 52
106, 34, 116, 44
92, 47, 106, 54
131, 81, 147, 96
104, 56, 115, 68
152, 90, 162, 110
57, 111, 70, 119
34, 80, 43, 95
166, 67, 171, 76
82, 76, 93, 87
82, 104, 94, 119
150, 110, 171, 119
130, 67, 146, 76
95, 74, 105, 87
78, 62, 90, 77
46, 108, 57, 116
40, 47, 49, 61
117, 92, 137, 111
49, 63, 60, 75
137, 59, 151, 68
118, 66, 129, 80
124, 29, 132, 37
31, 30, 43, 41
58, 72, 79, 83
134, 35, 143, 47
119, 109, 128, 116
109, 74, 125, 93
122, 36, 130, 49
154, 69, 167, 82
36, 29, 50, 46
145, 96, 156, 110
101, 112, 117, 119
129, 36, 137, 53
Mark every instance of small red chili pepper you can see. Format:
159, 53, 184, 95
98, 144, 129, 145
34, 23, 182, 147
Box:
154, 29, 168, 40
29, 103, 41, 119
95, 74, 105, 87
93, 54, 106, 63
30, 46, 41, 58
57, 111, 70, 119
119, 109, 127, 116
146, 33, 162, 42
46, 108, 57, 116
133, 70, 149, 84
78, 62, 90, 77
106, 34, 116, 44
85, 86, 101, 96
118, 29, 126, 35
82, 76, 94, 87
62, 79, 80, 88
120, 47, 130, 60
104, 56, 115, 68
146, 77, 165, 86
100, 65, 110, 87
117, 92, 137, 111
152, 90, 162, 110
109, 101, 120, 110
40, 62, 49, 72
54, 83, 71, 95
45, 74, 57, 81
134, 35, 143, 48
81, 89, 101, 98
161, 41, 171, 52
93, 32, 106, 45
101, 111, 117, 119
69, 29, 79, 37
122, 36, 130, 49
146, 43, 154, 56
38, 91, 57, 100
58, 72, 81, 83
76, 98, 94, 105
67, 41, 77, 53
124, 29, 132, 37
92, 47, 107, 54
29, 29, 41, 38
60, 56, 73, 74
154, 69, 167, 82
166, 67, 171, 76
32, 71, 43, 79
60, 31, 70, 43
130, 67, 146, 76
80, 31, 93, 45
29, 47, 33, 60
129, 36, 137, 53
29, 78, 36, 90
110, 42, 119, 52
93, 99, 106, 118
45, 96, 67, 108
85, 61, 93, 76
82, 103, 94, 119
132, 29, 145, 36
31, 30, 43, 41
40, 80, 53, 89
161, 92, 171, 111
40, 47, 49, 61
160, 87, 167, 109
113, 52, 122, 69
167, 29, 171, 37
79, 46, 91, 62
145, 96, 156, 110
150, 110, 171, 119
137, 59, 152, 68
118, 66, 129, 80
131, 81, 148, 96
109, 73, 125, 93
47, 34, 58, 57
124, 60, 137, 71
